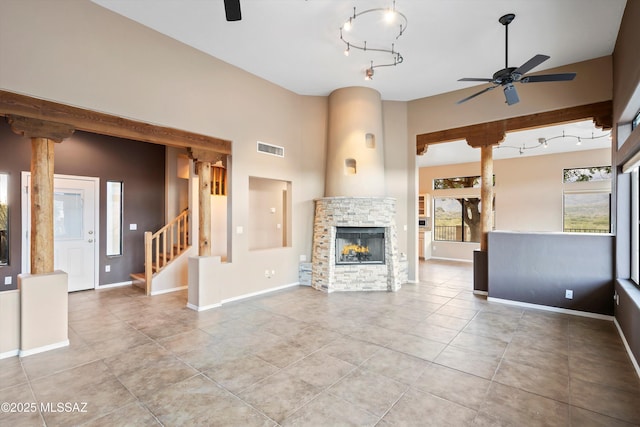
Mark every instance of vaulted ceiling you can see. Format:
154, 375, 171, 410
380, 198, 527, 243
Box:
91, 0, 626, 102
91, 0, 625, 164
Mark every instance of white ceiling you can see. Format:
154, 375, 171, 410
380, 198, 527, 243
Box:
90, 0, 623, 164
91, 0, 626, 101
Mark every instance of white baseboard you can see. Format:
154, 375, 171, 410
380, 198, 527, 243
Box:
429, 257, 473, 263
487, 297, 614, 321
99, 280, 133, 289
473, 290, 488, 296
151, 285, 188, 296
186, 302, 222, 312
19, 339, 69, 357
221, 282, 300, 304
185, 282, 301, 311
0, 349, 20, 359
614, 318, 640, 379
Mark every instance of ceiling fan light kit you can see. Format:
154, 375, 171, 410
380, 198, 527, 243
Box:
457, 13, 576, 106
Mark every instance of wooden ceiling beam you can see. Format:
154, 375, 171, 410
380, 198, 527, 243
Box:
0, 90, 231, 154
416, 100, 612, 154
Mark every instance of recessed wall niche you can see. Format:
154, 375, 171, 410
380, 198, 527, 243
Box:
345, 158, 357, 175
365, 133, 376, 149
248, 177, 292, 250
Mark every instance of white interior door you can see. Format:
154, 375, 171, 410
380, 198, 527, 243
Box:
22, 173, 99, 292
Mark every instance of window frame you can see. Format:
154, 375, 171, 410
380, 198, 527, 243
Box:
106, 180, 124, 257
562, 190, 611, 234
631, 168, 639, 285
0, 172, 9, 266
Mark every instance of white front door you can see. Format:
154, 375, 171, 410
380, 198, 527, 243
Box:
22, 173, 99, 292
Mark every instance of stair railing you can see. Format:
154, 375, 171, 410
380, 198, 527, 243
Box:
143, 209, 189, 295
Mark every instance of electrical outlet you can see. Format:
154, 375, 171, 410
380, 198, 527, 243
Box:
129, 223, 137, 231
565, 289, 573, 299
105, 265, 111, 272
265, 269, 270, 278
4, 276, 12, 285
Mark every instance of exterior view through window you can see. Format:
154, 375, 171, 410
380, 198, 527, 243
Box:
433, 175, 494, 242
563, 166, 611, 233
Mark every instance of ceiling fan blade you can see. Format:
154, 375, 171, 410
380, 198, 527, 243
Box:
458, 78, 494, 82
456, 85, 498, 104
224, 0, 241, 21
513, 54, 550, 76
521, 73, 577, 83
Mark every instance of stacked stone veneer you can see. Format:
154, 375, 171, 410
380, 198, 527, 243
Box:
312, 197, 402, 292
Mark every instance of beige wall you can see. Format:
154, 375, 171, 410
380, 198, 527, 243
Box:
0, 290, 19, 357
0, 0, 329, 298
383, 101, 410, 261
419, 148, 611, 260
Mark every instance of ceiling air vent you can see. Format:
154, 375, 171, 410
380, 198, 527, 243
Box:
257, 141, 284, 158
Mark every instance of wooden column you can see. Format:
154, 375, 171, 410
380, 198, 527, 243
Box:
480, 145, 494, 251
30, 137, 55, 273
195, 160, 212, 256
7, 115, 74, 274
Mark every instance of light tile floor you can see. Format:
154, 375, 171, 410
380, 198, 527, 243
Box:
1, 260, 639, 426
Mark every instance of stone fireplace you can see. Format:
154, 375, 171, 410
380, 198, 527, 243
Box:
310, 86, 404, 292
312, 197, 402, 292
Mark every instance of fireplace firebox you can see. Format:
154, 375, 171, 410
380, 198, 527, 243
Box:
335, 227, 385, 265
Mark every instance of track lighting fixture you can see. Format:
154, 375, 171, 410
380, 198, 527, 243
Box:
365, 64, 374, 80
339, 0, 407, 80
498, 130, 610, 155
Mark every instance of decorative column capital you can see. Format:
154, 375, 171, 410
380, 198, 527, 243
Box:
6, 115, 74, 143
187, 147, 222, 164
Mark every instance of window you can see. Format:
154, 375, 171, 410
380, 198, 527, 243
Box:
633, 110, 640, 131
433, 197, 493, 242
563, 166, 611, 183
0, 173, 8, 265
563, 192, 611, 233
434, 175, 495, 189
632, 169, 639, 283
435, 175, 477, 189
106, 181, 123, 256
562, 166, 611, 233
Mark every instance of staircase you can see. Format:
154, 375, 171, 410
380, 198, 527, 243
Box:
131, 209, 190, 295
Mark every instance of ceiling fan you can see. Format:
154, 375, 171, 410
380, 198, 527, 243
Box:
457, 13, 576, 106
224, 0, 241, 21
